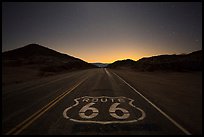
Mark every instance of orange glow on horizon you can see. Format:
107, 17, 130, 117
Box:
54, 40, 190, 64
59, 48, 169, 63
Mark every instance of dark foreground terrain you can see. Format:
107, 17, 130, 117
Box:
2, 68, 202, 135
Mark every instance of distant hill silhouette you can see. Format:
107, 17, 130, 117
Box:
91, 63, 109, 68
108, 50, 202, 71
3, 44, 97, 73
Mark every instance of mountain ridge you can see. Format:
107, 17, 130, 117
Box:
3, 44, 81, 61
3, 43, 97, 74
108, 50, 202, 71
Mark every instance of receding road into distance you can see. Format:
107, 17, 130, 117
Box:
3, 68, 200, 135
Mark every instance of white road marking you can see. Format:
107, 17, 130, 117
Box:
68, 118, 143, 124
79, 103, 99, 119
109, 103, 130, 119
104, 68, 111, 77
109, 69, 191, 135
63, 96, 146, 124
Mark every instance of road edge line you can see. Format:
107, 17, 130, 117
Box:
109, 69, 191, 135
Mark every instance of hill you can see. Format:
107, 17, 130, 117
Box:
2, 44, 97, 84
108, 50, 202, 71
3, 43, 97, 72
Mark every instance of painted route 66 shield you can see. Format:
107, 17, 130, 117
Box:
63, 96, 146, 124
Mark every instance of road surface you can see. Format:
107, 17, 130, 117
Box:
3, 68, 192, 135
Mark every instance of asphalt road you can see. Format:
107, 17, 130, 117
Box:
2, 68, 192, 135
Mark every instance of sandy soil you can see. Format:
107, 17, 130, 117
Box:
2, 66, 41, 85
2, 66, 71, 86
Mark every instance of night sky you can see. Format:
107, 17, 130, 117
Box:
2, 2, 202, 63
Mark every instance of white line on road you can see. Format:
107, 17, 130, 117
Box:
104, 68, 111, 77
107, 69, 191, 135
